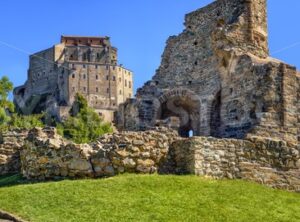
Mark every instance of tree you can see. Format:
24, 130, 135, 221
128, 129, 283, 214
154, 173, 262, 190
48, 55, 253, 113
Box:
0, 76, 14, 112
0, 76, 44, 131
57, 94, 113, 143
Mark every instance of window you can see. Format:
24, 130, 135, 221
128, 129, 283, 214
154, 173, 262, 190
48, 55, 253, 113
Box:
97, 53, 100, 59
119, 90, 122, 95
83, 53, 87, 61
72, 74, 75, 78
125, 80, 127, 87
119, 77, 121, 82
107, 88, 109, 93
129, 81, 132, 88
83, 87, 86, 92
72, 64, 75, 68
83, 64, 86, 68
96, 75, 98, 80
113, 66, 115, 70
83, 74, 86, 79
113, 76, 116, 81
106, 65, 109, 70
106, 76, 109, 81
95, 65, 98, 69
96, 87, 99, 93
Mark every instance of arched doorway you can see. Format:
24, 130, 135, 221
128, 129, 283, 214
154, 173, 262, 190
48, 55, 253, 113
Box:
156, 89, 201, 137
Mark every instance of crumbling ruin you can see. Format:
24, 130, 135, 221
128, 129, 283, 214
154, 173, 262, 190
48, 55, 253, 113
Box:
116, 0, 300, 144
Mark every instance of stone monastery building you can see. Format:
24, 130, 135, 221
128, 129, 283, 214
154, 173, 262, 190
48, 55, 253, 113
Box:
14, 36, 133, 122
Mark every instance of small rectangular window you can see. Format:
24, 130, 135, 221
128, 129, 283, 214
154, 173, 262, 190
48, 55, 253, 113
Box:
113, 76, 116, 81
129, 81, 132, 88
107, 88, 109, 93
96, 87, 99, 92
125, 80, 127, 87
106, 76, 109, 81
83, 87, 86, 92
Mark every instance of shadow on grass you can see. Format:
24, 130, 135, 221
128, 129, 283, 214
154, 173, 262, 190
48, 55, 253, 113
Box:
0, 174, 30, 187
0, 174, 68, 188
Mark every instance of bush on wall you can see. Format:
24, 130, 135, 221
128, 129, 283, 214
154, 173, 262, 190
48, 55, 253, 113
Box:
57, 93, 113, 143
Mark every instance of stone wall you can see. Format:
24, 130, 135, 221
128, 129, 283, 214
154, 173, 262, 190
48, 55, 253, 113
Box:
169, 136, 300, 192
2, 127, 299, 192
20, 127, 179, 180
0, 130, 27, 176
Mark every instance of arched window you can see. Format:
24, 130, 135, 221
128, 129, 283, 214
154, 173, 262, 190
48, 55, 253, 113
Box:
188, 130, 194, 138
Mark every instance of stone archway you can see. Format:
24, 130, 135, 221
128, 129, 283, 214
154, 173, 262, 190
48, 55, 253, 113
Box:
155, 89, 201, 137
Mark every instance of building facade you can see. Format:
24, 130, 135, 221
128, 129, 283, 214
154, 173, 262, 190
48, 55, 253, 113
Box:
14, 36, 133, 122
116, 0, 300, 144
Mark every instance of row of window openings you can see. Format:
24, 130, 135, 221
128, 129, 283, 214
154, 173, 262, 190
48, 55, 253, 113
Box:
29, 86, 128, 101
70, 64, 130, 74
69, 53, 116, 61
71, 74, 132, 88
73, 87, 131, 97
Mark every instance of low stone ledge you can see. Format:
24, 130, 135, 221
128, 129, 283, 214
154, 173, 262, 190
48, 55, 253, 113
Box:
169, 136, 300, 192
21, 127, 179, 180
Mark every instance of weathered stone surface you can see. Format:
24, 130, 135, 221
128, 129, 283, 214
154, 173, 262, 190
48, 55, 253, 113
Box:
0, 130, 28, 176
20, 127, 179, 180
167, 136, 300, 192
116, 0, 300, 145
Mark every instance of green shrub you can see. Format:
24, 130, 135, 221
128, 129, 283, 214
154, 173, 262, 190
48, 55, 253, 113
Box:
57, 94, 113, 143
10, 113, 44, 130
0, 76, 44, 131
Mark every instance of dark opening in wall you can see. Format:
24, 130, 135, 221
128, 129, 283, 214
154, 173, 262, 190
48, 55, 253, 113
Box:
210, 91, 221, 137
188, 81, 192, 85
194, 41, 198, 46
194, 61, 198, 65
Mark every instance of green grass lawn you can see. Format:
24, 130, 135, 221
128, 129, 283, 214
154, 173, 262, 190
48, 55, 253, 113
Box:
0, 174, 299, 222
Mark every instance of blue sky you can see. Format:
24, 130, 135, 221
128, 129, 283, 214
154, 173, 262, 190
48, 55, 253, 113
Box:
0, 0, 299, 93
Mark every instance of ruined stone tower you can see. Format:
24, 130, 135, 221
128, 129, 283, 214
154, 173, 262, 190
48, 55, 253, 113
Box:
117, 0, 300, 144
14, 36, 133, 122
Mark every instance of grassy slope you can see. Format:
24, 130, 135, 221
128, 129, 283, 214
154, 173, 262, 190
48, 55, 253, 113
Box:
0, 174, 299, 222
